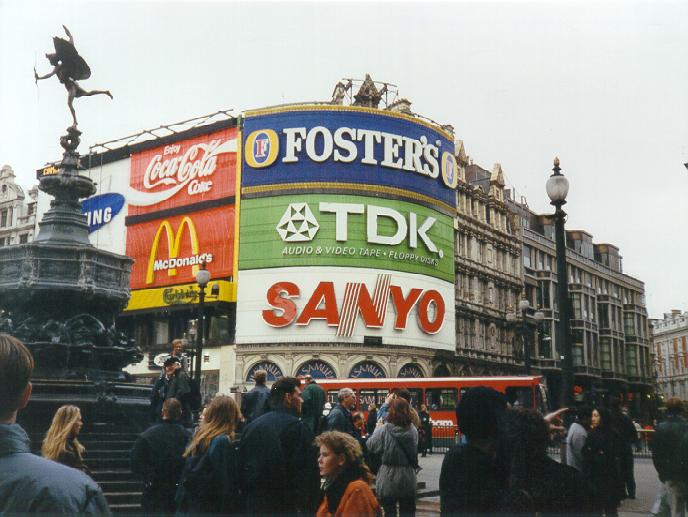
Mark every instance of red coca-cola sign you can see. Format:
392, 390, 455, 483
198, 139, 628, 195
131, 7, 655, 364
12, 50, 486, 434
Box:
128, 127, 238, 215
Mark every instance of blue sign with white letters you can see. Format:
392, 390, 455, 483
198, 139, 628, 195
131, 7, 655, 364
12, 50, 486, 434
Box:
242, 107, 458, 211
81, 193, 125, 233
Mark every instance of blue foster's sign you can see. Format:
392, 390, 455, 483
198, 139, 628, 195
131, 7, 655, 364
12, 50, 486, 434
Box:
242, 106, 458, 211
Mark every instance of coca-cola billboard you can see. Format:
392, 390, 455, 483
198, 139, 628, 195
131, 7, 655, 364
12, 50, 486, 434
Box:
128, 127, 238, 215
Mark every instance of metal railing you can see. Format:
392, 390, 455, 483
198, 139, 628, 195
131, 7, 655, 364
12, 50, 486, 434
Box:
430, 426, 655, 458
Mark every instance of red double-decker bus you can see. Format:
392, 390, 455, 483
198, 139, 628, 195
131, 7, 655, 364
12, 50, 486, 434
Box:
314, 376, 549, 427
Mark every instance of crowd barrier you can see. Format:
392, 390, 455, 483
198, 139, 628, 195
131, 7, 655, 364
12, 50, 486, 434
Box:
426, 425, 655, 457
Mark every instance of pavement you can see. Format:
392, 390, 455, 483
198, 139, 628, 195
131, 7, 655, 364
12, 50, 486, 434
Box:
414, 453, 661, 516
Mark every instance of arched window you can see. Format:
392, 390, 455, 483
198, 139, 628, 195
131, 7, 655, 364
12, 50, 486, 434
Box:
433, 364, 451, 377
295, 360, 336, 379
398, 363, 424, 378
349, 361, 385, 379
245, 361, 283, 383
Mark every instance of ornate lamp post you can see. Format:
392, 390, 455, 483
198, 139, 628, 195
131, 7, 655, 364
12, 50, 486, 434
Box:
194, 261, 211, 382
546, 157, 573, 407
507, 299, 545, 375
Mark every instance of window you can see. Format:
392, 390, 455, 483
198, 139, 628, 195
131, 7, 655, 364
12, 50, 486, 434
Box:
359, 389, 387, 411
425, 388, 458, 410
153, 319, 169, 346
19, 234, 28, 244
600, 338, 612, 370
523, 246, 531, 268
0, 209, 7, 228
505, 387, 533, 408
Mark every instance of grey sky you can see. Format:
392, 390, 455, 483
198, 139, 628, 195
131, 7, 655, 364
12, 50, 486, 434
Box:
1, 0, 686, 318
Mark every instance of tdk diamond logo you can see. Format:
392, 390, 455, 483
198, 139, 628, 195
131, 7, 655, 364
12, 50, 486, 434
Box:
276, 203, 320, 242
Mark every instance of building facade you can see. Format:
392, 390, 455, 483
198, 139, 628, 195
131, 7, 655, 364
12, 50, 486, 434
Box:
0, 165, 37, 246
509, 196, 653, 411
652, 311, 688, 402
28, 77, 653, 409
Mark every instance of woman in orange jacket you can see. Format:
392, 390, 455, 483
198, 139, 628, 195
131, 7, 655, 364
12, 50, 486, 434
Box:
315, 431, 382, 517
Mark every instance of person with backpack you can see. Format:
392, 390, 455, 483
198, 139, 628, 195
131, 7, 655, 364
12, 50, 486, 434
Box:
131, 398, 191, 514
175, 395, 242, 515
367, 397, 419, 517
652, 397, 688, 517
238, 377, 320, 515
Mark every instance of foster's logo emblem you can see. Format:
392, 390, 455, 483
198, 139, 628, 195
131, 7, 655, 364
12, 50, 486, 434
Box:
244, 129, 279, 168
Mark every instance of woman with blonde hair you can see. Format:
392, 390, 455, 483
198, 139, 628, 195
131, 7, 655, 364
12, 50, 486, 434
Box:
315, 431, 381, 517
41, 405, 89, 474
176, 394, 242, 515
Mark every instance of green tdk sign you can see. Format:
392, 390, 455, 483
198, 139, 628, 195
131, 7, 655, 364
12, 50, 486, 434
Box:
239, 194, 454, 282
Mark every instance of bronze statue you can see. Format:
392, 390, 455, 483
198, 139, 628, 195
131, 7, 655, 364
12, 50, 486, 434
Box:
34, 25, 112, 128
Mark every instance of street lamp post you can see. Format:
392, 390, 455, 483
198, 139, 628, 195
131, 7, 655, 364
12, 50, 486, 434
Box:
194, 261, 211, 383
546, 157, 573, 407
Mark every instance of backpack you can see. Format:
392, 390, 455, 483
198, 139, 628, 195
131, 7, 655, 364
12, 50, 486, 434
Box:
179, 449, 216, 507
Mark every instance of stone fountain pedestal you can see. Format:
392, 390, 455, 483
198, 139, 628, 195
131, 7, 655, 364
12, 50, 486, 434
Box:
0, 126, 151, 433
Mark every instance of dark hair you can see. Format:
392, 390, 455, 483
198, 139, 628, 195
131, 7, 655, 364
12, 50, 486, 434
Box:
593, 407, 611, 431
576, 405, 592, 423
162, 398, 182, 420
396, 388, 411, 403
269, 377, 300, 408
456, 386, 507, 440
506, 407, 549, 456
388, 398, 412, 427
0, 334, 34, 419
665, 397, 684, 416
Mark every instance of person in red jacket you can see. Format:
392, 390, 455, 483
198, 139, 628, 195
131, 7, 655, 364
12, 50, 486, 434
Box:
315, 431, 381, 517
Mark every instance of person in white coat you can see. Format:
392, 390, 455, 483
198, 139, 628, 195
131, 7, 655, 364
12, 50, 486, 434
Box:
565, 406, 591, 472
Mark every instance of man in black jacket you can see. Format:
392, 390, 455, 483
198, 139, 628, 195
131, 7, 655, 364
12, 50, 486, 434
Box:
240, 369, 270, 423
440, 387, 509, 515
610, 398, 638, 499
239, 377, 320, 515
652, 397, 688, 516
131, 398, 192, 515
324, 387, 356, 435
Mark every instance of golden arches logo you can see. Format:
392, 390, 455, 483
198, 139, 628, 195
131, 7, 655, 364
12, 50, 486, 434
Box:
146, 216, 200, 284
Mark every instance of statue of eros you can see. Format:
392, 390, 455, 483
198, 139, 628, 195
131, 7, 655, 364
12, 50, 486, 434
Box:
34, 25, 112, 128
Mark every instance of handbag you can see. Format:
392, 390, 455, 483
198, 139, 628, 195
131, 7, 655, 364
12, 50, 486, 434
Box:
388, 429, 422, 474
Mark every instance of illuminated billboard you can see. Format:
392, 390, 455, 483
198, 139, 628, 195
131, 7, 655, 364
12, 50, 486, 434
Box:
242, 106, 458, 212
128, 127, 238, 216
126, 206, 235, 291
236, 266, 454, 350
239, 194, 453, 282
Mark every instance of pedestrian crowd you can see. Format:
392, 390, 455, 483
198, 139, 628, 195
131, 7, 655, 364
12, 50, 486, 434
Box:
2, 332, 688, 516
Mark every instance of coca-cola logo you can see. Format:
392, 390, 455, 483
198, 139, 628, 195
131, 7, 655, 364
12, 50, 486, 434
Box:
128, 137, 237, 207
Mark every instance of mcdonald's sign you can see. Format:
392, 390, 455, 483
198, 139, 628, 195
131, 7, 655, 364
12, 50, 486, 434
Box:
126, 206, 235, 290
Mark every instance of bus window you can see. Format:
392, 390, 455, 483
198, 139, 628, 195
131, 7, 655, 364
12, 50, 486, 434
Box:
505, 386, 534, 409
359, 389, 387, 411
408, 388, 422, 410
425, 388, 458, 410
326, 390, 340, 405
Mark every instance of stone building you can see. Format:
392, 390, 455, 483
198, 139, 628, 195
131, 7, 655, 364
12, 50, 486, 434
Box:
652, 310, 688, 402
452, 160, 525, 376
508, 194, 653, 410
0, 165, 38, 247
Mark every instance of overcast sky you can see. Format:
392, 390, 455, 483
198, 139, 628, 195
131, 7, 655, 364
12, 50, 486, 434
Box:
1, 0, 686, 319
